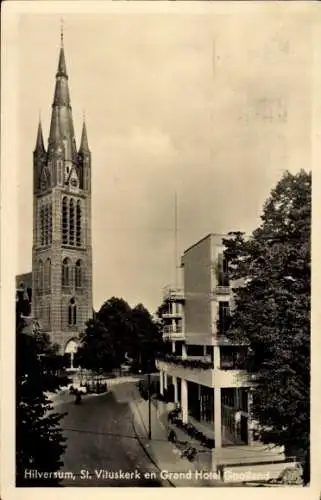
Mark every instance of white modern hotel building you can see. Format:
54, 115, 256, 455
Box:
156, 233, 257, 451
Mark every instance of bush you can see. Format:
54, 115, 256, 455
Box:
202, 438, 215, 449
168, 429, 177, 443
194, 430, 204, 441
168, 408, 180, 423
185, 423, 195, 435
176, 418, 183, 428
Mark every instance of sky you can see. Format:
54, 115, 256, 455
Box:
16, 6, 313, 314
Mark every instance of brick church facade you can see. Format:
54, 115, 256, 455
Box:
30, 33, 93, 353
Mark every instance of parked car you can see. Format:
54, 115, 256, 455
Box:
121, 363, 131, 374
69, 383, 87, 394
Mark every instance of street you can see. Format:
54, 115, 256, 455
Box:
57, 381, 165, 487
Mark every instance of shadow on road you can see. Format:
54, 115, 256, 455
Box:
60, 388, 168, 443
61, 425, 168, 444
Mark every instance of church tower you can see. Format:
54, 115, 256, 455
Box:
32, 31, 93, 353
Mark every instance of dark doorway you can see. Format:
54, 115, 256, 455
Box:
240, 415, 248, 444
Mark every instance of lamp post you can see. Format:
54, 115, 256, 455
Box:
143, 343, 153, 440
148, 372, 152, 440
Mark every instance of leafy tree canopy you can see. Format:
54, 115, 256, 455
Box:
223, 170, 310, 481
131, 304, 163, 370
16, 298, 67, 486
77, 297, 163, 373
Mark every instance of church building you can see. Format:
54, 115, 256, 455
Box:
31, 32, 93, 354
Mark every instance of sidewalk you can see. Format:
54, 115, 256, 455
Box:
129, 389, 223, 487
129, 392, 301, 488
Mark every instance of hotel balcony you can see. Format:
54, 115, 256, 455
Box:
156, 354, 256, 389
162, 311, 183, 319
163, 285, 185, 302
212, 285, 231, 297
156, 355, 214, 387
163, 325, 185, 341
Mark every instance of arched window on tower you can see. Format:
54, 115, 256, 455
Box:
62, 258, 71, 287
40, 206, 45, 246
69, 199, 75, 246
75, 260, 83, 288
38, 260, 44, 292
62, 197, 68, 245
48, 302, 51, 328
44, 204, 49, 245
76, 201, 82, 247
58, 160, 63, 185
44, 258, 51, 293
48, 203, 52, 244
68, 298, 77, 326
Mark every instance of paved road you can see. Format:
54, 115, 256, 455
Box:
57, 382, 165, 487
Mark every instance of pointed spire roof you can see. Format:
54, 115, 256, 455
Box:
56, 21, 67, 78
79, 120, 90, 153
56, 47, 68, 78
53, 76, 70, 107
48, 106, 62, 146
34, 120, 46, 153
53, 32, 70, 107
48, 29, 77, 160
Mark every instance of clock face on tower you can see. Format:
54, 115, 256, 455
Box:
68, 168, 79, 193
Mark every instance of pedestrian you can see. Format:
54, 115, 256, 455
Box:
234, 409, 242, 440
75, 390, 82, 405
168, 429, 177, 443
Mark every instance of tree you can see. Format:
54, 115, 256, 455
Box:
131, 304, 163, 371
16, 297, 67, 486
222, 170, 310, 484
76, 298, 163, 374
76, 317, 116, 373
76, 297, 135, 373
97, 297, 133, 366
155, 301, 168, 323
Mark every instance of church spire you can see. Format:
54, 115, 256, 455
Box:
56, 46, 68, 79
79, 119, 90, 153
56, 18, 67, 78
48, 28, 76, 160
34, 120, 45, 153
48, 106, 62, 146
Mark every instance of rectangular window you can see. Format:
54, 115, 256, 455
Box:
219, 301, 230, 334
221, 347, 248, 369
239, 389, 248, 412
220, 347, 234, 369
217, 253, 229, 286
187, 345, 204, 356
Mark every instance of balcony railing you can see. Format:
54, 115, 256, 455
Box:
162, 324, 184, 341
157, 353, 214, 370
163, 325, 183, 334
163, 332, 185, 341
214, 286, 231, 295
162, 311, 183, 319
163, 285, 185, 302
